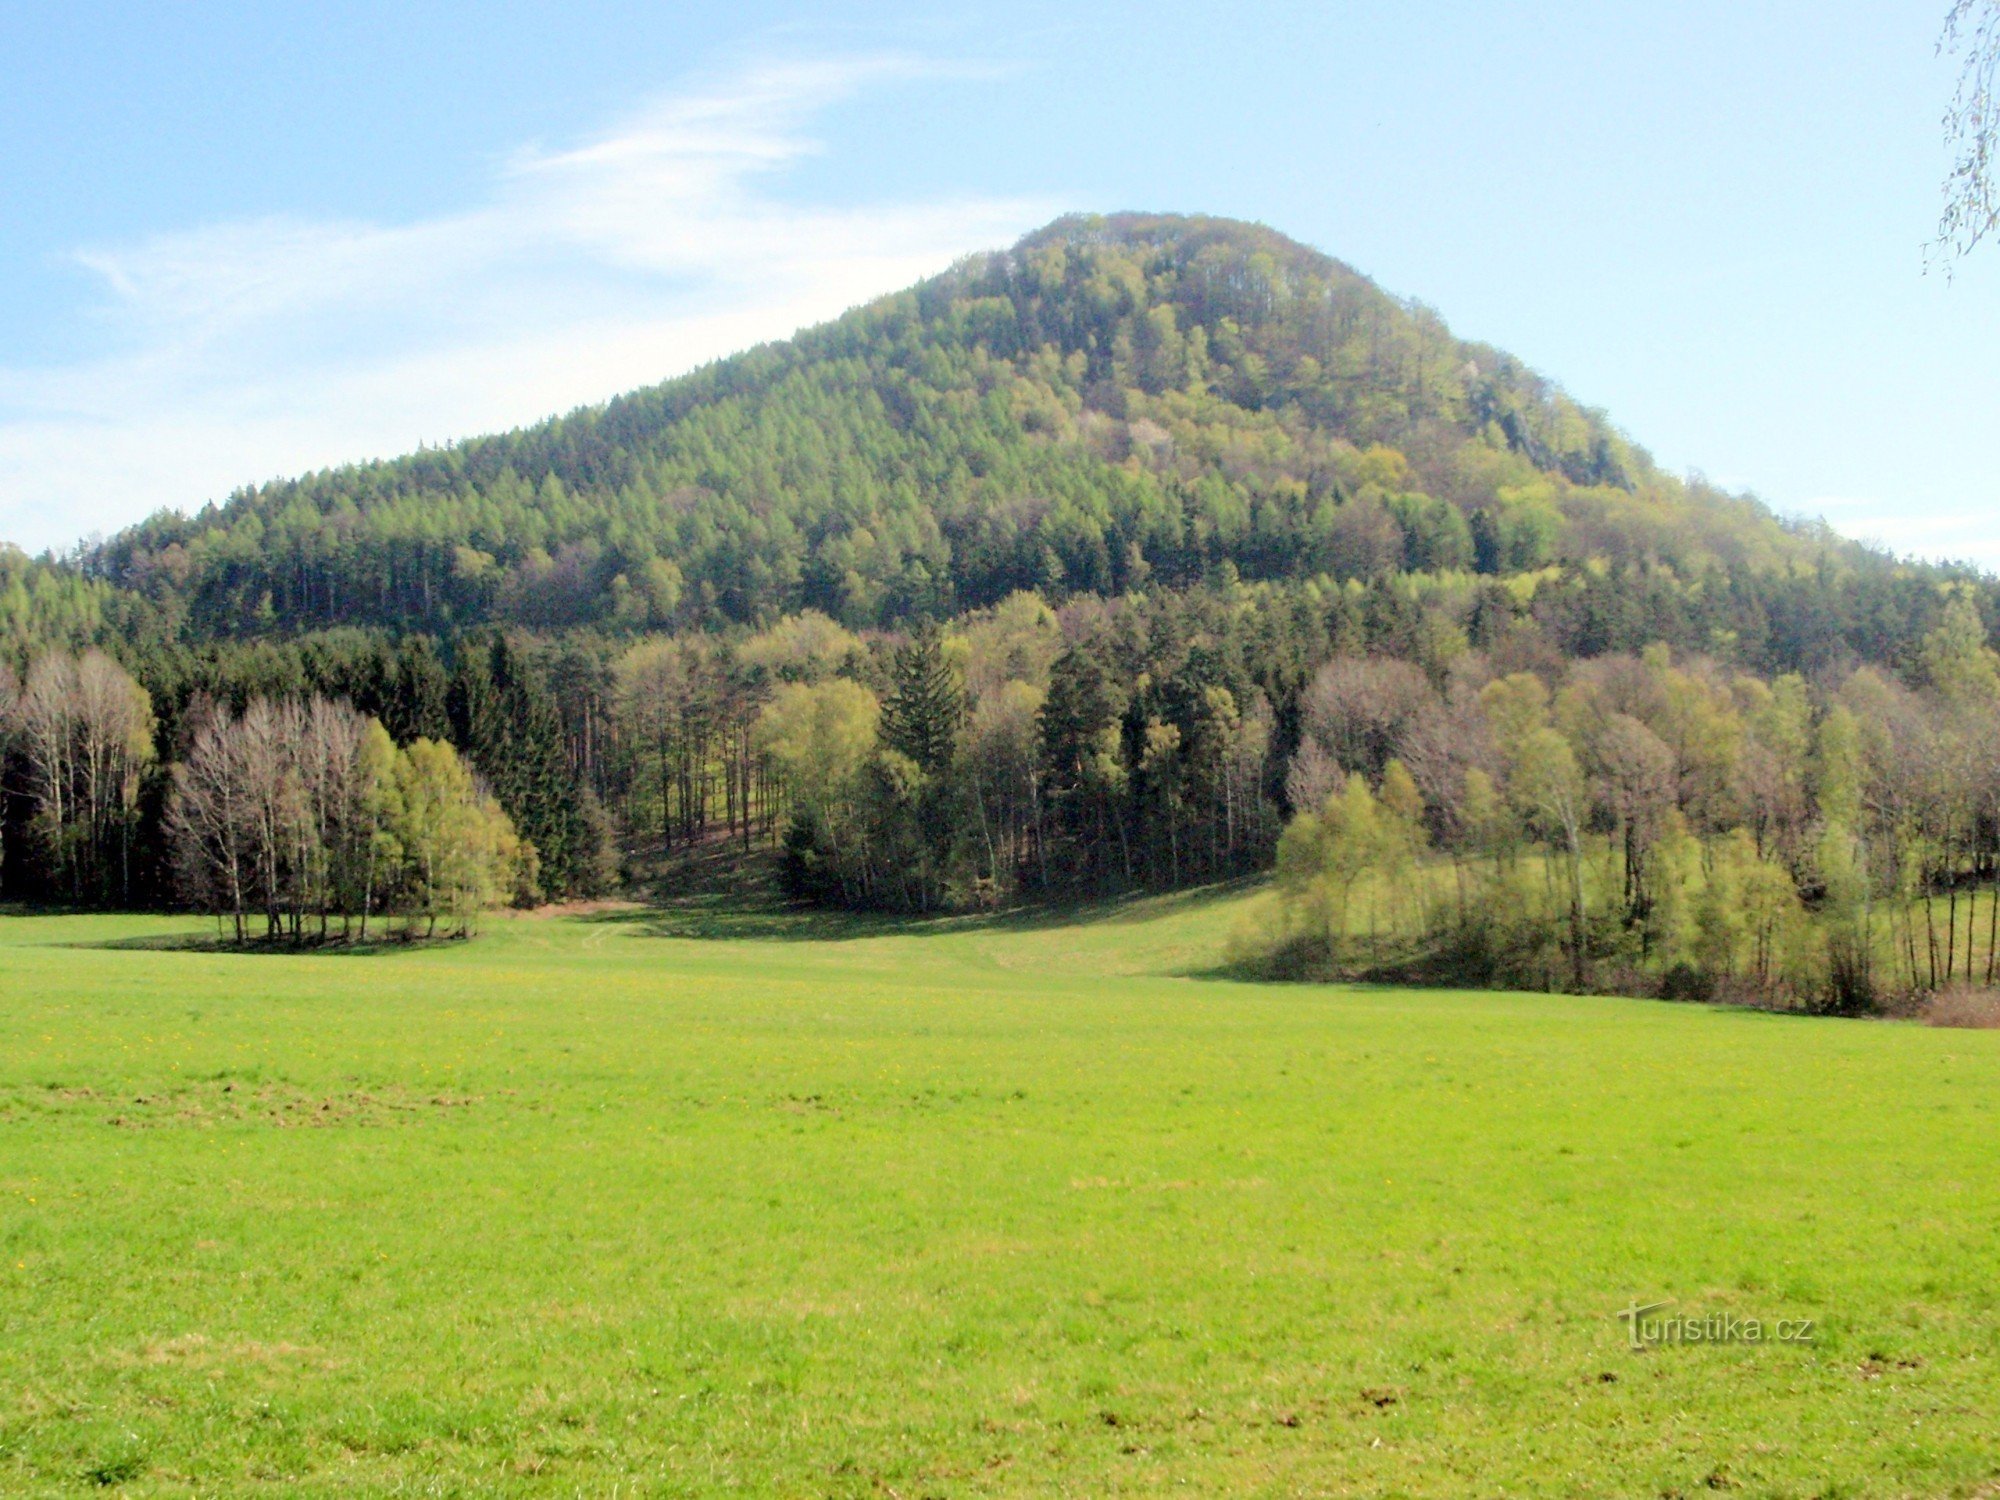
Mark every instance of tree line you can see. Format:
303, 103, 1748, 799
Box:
17, 570, 2000, 1005
0, 581, 1291, 921
1259, 593, 2000, 1013
0, 650, 522, 940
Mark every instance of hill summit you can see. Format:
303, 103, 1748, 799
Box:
69, 211, 1833, 645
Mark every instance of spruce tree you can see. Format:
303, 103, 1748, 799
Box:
874, 623, 966, 907
486, 637, 589, 900
1037, 644, 1129, 890
448, 639, 507, 768
881, 623, 962, 776
388, 636, 452, 745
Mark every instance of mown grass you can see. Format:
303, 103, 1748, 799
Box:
2, 885, 1998, 1496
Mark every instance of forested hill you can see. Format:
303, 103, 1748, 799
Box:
24, 211, 1962, 663
9, 213, 2000, 930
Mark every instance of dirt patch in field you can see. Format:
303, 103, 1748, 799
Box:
112, 1333, 339, 1371
0, 1079, 481, 1129
514, 899, 644, 919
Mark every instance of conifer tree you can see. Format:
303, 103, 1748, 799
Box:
388, 636, 452, 745
447, 639, 507, 771
1038, 645, 1129, 887
485, 636, 598, 900
881, 623, 963, 777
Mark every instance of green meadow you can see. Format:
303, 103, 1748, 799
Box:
3, 887, 1998, 1497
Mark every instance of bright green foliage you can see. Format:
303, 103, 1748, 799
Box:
736, 609, 862, 684
1919, 591, 2000, 704
389, 738, 525, 936
0, 544, 163, 661
1269, 636, 2000, 1010
754, 680, 881, 821
1813, 704, 1865, 831
1276, 773, 1397, 953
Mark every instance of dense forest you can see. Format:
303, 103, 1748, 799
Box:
3, 213, 1998, 1004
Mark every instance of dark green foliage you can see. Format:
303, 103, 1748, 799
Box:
1038, 644, 1130, 889
447, 642, 508, 778
387, 637, 452, 744
778, 810, 845, 906
452, 637, 605, 901
881, 624, 963, 776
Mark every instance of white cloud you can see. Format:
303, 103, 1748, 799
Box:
1802, 495, 2000, 571
0, 56, 1053, 553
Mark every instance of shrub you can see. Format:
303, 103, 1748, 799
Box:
1658, 962, 1714, 1003
1921, 983, 2000, 1030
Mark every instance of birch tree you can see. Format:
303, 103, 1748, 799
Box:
18, 650, 154, 902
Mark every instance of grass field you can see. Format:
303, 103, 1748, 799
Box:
4, 885, 1999, 1497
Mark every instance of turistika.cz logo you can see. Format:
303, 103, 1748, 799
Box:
1615, 1300, 1816, 1348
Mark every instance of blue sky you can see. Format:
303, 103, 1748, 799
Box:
2, 0, 1994, 562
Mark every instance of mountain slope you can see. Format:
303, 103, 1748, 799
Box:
73, 212, 1854, 646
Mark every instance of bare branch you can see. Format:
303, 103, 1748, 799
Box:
1937, 0, 2000, 266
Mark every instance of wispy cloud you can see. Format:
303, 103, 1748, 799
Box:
0, 56, 1052, 553
1803, 495, 2000, 571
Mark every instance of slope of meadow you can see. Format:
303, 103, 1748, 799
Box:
3, 890, 1997, 1495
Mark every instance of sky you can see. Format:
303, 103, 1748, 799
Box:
1, 0, 1994, 564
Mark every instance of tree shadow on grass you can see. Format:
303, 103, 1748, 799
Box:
579, 876, 1265, 947
65, 929, 462, 958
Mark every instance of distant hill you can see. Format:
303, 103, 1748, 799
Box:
42, 211, 1903, 650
